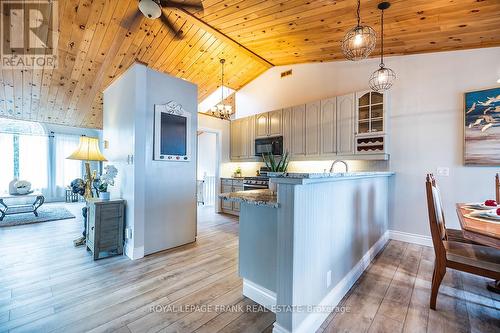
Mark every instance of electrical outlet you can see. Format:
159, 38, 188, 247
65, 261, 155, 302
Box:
326, 270, 332, 288
125, 228, 132, 239
436, 167, 450, 177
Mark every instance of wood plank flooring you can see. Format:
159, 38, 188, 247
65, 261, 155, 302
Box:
0, 204, 498, 333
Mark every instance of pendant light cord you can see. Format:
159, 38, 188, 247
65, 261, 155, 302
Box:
356, 0, 361, 27
380, 8, 385, 68
221, 59, 225, 102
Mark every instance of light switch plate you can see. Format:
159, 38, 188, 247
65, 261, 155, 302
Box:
326, 270, 332, 288
125, 228, 132, 239
437, 167, 450, 177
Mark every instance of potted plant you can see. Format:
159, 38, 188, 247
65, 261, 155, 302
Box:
262, 152, 289, 193
97, 165, 118, 200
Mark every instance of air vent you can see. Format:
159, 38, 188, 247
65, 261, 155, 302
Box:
280, 69, 292, 78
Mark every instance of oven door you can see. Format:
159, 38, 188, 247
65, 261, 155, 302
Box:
255, 136, 283, 156
243, 184, 268, 191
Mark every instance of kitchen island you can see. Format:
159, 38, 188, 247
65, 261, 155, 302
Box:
220, 172, 394, 333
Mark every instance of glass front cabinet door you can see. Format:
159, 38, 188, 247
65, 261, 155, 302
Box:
355, 91, 387, 154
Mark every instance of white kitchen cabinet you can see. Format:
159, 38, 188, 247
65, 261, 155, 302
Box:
221, 184, 233, 210
305, 101, 320, 156
320, 97, 337, 155
336, 93, 355, 155
290, 104, 306, 157
221, 179, 243, 216
355, 91, 388, 155
282, 107, 292, 154
255, 110, 282, 138
230, 116, 255, 160
268, 109, 283, 136
255, 113, 269, 138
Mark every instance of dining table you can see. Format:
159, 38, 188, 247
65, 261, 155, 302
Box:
456, 203, 500, 293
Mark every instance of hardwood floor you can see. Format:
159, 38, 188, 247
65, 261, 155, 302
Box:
0, 204, 498, 333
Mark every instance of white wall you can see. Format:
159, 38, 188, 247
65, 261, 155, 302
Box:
235, 47, 500, 237
104, 64, 198, 259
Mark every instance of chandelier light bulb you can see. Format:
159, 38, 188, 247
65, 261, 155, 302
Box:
341, 0, 376, 61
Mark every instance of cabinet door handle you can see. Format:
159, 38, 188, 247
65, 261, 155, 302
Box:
91, 227, 94, 231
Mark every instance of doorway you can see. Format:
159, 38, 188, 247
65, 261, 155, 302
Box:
197, 130, 219, 210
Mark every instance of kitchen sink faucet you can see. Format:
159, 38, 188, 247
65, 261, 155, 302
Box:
329, 160, 349, 173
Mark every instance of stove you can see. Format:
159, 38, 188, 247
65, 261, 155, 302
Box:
243, 176, 269, 190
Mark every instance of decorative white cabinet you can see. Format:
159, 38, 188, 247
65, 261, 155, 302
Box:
290, 104, 306, 157
305, 101, 320, 156
320, 97, 337, 155
255, 113, 269, 138
355, 91, 388, 155
336, 93, 355, 155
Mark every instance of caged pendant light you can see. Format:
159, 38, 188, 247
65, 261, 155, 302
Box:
369, 2, 396, 92
341, 0, 377, 61
211, 59, 233, 120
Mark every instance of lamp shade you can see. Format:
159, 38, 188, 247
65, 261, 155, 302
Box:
67, 136, 107, 162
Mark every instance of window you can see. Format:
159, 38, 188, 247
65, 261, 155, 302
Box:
0, 134, 14, 194
55, 134, 82, 196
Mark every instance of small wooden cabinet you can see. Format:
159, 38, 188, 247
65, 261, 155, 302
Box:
230, 116, 255, 160
220, 178, 243, 216
355, 91, 388, 154
86, 199, 125, 260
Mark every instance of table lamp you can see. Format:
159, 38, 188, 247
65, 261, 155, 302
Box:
67, 136, 107, 200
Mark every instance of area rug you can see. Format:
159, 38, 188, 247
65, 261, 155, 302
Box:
0, 207, 76, 227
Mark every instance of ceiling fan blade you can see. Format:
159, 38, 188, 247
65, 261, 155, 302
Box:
160, 1, 204, 11
159, 11, 183, 39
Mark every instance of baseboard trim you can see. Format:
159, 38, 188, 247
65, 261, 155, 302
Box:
242, 279, 277, 312
388, 230, 432, 247
287, 231, 389, 333
125, 244, 144, 260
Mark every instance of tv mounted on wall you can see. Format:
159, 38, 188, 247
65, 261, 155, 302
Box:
154, 101, 191, 161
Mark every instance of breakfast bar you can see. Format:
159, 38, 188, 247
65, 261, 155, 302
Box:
220, 172, 394, 333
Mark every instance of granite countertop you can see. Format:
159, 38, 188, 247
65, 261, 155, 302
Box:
268, 171, 395, 184
219, 189, 278, 208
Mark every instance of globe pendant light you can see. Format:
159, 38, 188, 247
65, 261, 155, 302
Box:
211, 59, 233, 120
369, 2, 396, 92
341, 0, 377, 61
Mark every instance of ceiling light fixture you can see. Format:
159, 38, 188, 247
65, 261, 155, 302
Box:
369, 2, 396, 92
341, 0, 377, 61
211, 59, 233, 120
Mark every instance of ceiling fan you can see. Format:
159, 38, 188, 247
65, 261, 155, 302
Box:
137, 0, 203, 38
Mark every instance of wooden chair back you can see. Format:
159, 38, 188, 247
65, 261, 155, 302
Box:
496, 173, 499, 204
425, 174, 446, 260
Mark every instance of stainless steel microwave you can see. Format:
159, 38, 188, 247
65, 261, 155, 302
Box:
255, 136, 283, 156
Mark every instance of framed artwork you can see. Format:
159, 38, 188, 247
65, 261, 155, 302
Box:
464, 87, 500, 165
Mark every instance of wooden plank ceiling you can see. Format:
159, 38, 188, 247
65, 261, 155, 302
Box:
0, 0, 499, 129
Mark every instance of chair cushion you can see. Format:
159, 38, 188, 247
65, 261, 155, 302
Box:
444, 241, 500, 273
446, 228, 482, 245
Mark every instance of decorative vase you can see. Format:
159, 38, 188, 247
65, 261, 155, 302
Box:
268, 179, 278, 193
100, 192, 110, 200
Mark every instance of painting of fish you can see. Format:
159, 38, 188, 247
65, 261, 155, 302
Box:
464, 87, 500, 165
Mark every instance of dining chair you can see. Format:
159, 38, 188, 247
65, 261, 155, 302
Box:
496, 173, 499, 203
428, 174, 478, 244
425, 174, 500, 310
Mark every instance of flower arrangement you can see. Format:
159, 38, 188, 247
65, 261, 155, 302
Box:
97, 165, 118, 193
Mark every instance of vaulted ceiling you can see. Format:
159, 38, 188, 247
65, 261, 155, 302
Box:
0, 0, 499, 129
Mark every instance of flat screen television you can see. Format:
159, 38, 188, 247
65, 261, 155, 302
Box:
154, 101, 191, 161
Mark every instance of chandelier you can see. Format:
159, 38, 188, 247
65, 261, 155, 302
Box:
369, 2, 396, 92
341, 0, 376, 61
211, 59, 233, 120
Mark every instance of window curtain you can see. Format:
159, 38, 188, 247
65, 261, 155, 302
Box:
18, 135, 49, 193
54, 134, 82, 199
0, 133, 14, 194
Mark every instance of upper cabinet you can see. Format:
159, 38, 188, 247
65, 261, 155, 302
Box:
255, 110, 282, 138
336, 93, 355, 155
355, 91, 388, 155
305, 101, 320, 156
229, 90, 389, 162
